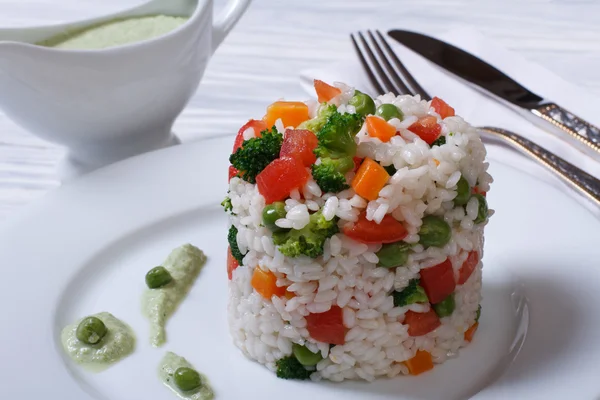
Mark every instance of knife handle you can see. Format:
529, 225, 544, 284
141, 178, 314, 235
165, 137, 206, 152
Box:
531, 103, 600, 153
479, 126, 600, 207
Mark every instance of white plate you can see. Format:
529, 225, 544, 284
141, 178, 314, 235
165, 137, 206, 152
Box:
1, 136, 599, 400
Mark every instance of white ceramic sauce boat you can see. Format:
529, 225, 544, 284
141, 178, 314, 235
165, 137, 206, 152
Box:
0, 0, 251, 179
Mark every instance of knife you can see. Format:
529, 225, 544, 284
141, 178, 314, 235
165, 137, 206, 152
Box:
387, 29, 600, 158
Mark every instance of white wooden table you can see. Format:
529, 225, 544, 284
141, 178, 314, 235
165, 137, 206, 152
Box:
1, 0, 599, 221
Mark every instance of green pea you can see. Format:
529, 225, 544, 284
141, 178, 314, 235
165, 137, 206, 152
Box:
292, 344, 323, 366
348, 90, 376, 116
475, 304, 482, 322
472, 194, 488, 224
454, 176, 470, 206
430, 135, 446, 147
376, 241, 411, 268
174, 367, 202, 392
433, 293, 455, 317
419, 215, 451, 248
262, 202, 287, 232
375, 103, 403, 121
76, 316, 107, 345
145, 266, 173, 289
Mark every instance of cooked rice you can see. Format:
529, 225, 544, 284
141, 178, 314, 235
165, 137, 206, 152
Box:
226, 83, 492, 382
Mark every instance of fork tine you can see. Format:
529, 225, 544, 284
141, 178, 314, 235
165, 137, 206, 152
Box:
350, 33, 385, 95
356, 32, 396, 94
366, 30, 411, 96
376, 30, 431, 101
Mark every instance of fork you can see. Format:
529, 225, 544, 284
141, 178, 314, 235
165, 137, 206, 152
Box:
350, 30, 600, 207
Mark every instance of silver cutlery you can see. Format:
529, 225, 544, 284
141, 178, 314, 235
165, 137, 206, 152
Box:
386, 29, 600, 160
350, 30, 600, 207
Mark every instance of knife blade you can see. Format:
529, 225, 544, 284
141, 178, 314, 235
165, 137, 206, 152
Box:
387, 29, 600, 158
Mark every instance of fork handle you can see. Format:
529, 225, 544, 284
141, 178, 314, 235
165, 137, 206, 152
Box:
531, 102, 600, 150
479, 126, 600, 206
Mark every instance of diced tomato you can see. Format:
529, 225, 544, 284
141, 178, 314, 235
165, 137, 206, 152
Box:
458, 251, 479, 285
256, 157, 309, 204
233, 119, 268, 153
473, 186, 487, 197
404, 309, 441, 336
419, 259, 456, 304
408, 116, 442, 145
352, 157, 363, 172
280, 129, 318, 167
404, 350, 434, 375
233, 135, 244, 154
228, 165, 239, 181
227, 246, 239, 280
314, 79, 342, 103
430, 97, 455, 119
343, 212, 407, 244
306, 305, 345, 345
464, 322, 479, 342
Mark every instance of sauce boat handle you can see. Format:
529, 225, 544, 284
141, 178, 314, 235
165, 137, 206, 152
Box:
212, 0, 252, 51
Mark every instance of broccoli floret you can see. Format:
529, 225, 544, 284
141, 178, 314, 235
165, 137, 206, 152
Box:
275, 356, 311, 380
298, 104, 337, 133
475, 304, 481, 322
310, 210, 339, 234
221, 196, 233, 213
311, 157, 354, 193
229, 128, 283, 183
431, 135, 446, 147
393, 279, 428, 307
313, 111, 364, 159
227, 225, 245, 264
383, 164, 397, 176
272, 210, 338, 258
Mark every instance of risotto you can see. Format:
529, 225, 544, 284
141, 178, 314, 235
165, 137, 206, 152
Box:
223, 80, 492, 382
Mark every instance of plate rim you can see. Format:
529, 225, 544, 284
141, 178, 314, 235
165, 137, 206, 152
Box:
0, 136, 598, 399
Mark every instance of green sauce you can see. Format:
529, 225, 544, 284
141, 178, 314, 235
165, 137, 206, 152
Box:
36, 15, 189, 50
61, 312, 135, 371
142, 244, 207, 347
159, 352, 214, 400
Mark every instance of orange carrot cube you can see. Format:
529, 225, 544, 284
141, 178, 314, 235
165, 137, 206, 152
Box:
404, 350, 434, 375
351, 158, 390, 201
314, 79, 341, 103
251, 267, 286, 299
366, 115, 397, 142
264, 101, 309, 129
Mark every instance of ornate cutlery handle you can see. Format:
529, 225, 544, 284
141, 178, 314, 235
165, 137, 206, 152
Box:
479, 126, 600, 207
531, 103, 600, 149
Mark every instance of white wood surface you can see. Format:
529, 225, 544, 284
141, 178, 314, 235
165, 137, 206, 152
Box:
0, 0, 599, 221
